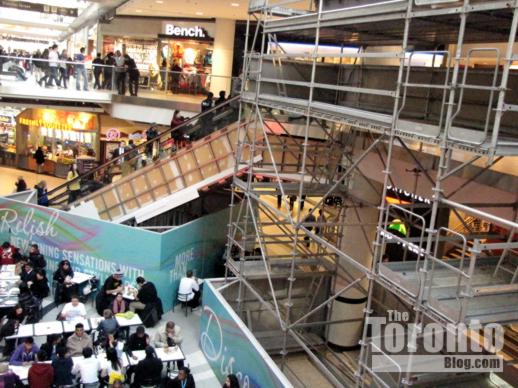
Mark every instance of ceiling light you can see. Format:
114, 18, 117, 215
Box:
231, 2, 240, 6
196, 11, 203, 15
156, 0, 163, 3
135, 9, 143, 12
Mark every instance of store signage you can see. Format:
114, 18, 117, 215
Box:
386, 185, 431, 204
105, 128, 121, 141
163, 24, 208, 39
0, 115, 11, 124
19, 118, 73, 131
0, 0, 78, 17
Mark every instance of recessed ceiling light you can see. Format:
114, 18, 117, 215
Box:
135, 9, 143, 12
231, 2, 240, 6
156, 0, 163, 3
196, 11, 203, 15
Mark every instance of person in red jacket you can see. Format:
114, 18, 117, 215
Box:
0, 242, 21, 265
28, 350, 54, 388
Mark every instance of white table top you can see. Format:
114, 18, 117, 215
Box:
63, 318, 91, 333
115, 314, 142, 327
89, 317, 104, 330
122, 292, 136, 301
1, 264, 16, 273
71, 272, 94, 284
122, 346, 185, 367
34, 321, 63, 336
9, 365, 29, 381
6, 323, 34, 339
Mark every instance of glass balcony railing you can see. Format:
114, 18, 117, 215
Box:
0, 54, 240, 101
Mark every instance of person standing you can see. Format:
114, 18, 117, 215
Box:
115, 50, 126, 95
199, 92, 214, 138
47, 44, 60, 88
125, 54, 140, 96
67, 163, 81, 204
112, 140, 131, 177
15, 176, 27, 192
58, 49, 69, 88
35, 180, 49, 206
34, 146, 45, 173
145, 125, 159, 159
92, 53, 103, 89
52, 346, 74, 387
74, 47, 88, 91
103, 52, 115, 89
37, 48, 50, 87
303, 209, 316, 247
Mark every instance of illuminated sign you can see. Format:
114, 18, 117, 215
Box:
19, 118, 73, 131
19, 110, 96, 131
164, 24, 207, 39
105, 128, 121, 141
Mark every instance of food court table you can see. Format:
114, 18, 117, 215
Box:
63, 318, 91, 333
122, 346, 185, 367
33, 321, 64, 336
71, 272, 94, 284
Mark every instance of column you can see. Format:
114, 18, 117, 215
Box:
211, 18, 236, 95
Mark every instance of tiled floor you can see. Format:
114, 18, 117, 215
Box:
0, 166, 65, 196
37, 299, 220, 387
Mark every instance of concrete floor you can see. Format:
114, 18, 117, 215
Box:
0, 166, 65, 196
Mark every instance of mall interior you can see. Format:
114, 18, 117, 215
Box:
0, 0, 517, 387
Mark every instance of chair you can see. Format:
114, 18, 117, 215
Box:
174, 292, 192, 317
81, 277, 99, 307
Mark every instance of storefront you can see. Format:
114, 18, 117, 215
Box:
16, 109, 99, 177
98, 115, 148, 162
0, 107, 22, 167
98, 17, 234, 94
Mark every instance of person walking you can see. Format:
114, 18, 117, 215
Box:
35, 180, 49, 206
125, 54, 140, 96
34, 146, 45, 173
47, 44, 60, 88
92, 53, 104, 89
74, 47, 88, 91
199, 92, 214, 138
115, 50, 126, 95
37, 48, 50, 87
67, 164, 81, 204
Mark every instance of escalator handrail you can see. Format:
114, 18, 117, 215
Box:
47, 95, 240, 201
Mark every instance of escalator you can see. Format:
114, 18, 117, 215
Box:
47, 97, 251, 222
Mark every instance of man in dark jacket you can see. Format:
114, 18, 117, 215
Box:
124, 326, 149, 356
28, 244, 46, 271
92, 53, 104, 89
125, 54, 140, 96
129, 277, 158, 313
30, 270, 50, 300
132, 346, 162, 387
52, 346, 73, 387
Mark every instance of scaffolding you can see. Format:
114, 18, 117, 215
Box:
225, 0, 518, 386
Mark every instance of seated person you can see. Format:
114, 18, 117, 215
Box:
133, 346, 162, 387
72, 347, 101, 386
52, 346, 74, 387
98, 309, 119, 340
100, 347, 125, 386
154, 321, 183, 348
178, 270, 200, 308
165, 366, 196, 388
129, 276, 158, 313
40, 334, 64, 361
10, 336, 39, 365
53, 259, 74, 304
0, 319, 19, 357
28, 244, 46, 272
30, 270, 50, 300
20, 262, 37, 286
7, 303, 25, 323
0, 241, 21, 265
66, 323, 93, 357
0, 362, 22, 387
102, 268, 124, 310
60, 295, 86, 321
124, 325, 149, 357
28, 350, 54, 388
112, 292, 127, 314
154, 321, 184, 369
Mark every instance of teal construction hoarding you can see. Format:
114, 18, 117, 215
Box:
0, 197, 228, 309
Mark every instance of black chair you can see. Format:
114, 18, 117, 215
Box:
174, 292, 192, 317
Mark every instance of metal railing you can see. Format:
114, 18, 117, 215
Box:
47, 95, 240, 206
0, 54, 239, 97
